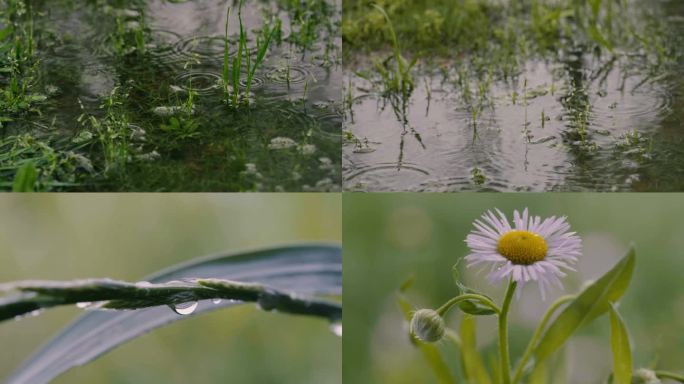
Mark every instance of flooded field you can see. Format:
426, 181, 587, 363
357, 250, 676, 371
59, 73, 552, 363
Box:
1, 0, 341, 191
343, 0, 684, 192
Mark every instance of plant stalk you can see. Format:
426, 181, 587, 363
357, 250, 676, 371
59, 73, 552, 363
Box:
512, 294, 575, 384
435, 293, 501, 317
499, 279, 517, 384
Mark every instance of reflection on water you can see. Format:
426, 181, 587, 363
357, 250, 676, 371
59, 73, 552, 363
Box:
9, 0, 341, 191
343, 1, 683, 192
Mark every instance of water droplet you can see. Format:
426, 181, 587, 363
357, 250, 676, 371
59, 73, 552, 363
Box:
212, 298, 222, 305
76, 302, 92, 309
171, 301, 198, 315
329, 321, 342, 337
256, 293, 278, 311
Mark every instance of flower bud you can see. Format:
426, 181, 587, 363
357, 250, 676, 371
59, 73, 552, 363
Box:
631, 368, 661, 384
410, 309, 445, 343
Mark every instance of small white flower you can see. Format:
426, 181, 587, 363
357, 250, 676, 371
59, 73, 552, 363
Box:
298, 144, 317, 155
465, 208, 582, 299
268, 137, 297, 150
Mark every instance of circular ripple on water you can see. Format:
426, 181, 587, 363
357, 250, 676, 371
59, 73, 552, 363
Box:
312, 112, 343, 140
266, 65, 310, 85
238, 75, 266, 90
174, 35, 239, 63
147, 29, 183, 61
590, 77, 673, 131
174, 71, 222, 95
344, 162, 431, 192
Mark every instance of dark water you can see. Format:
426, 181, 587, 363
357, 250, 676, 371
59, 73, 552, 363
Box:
343, 1, 684, 192
6, 0, 342, 191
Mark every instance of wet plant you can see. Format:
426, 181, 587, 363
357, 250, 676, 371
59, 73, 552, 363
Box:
77, 87, 132, 176
370, 4, 415, 100
398, 208, 684, 384
2, 0, 342, 191
0, 133, 93, 191
0, 245, 342, 384
223, 2, 281, 107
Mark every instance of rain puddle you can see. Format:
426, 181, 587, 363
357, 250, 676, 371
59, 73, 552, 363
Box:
1, 0, 341, 191
343, 0, 684, 192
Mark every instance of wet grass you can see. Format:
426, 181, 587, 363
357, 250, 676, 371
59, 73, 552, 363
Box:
343, 0, 684, 191
1, 0, 341, 191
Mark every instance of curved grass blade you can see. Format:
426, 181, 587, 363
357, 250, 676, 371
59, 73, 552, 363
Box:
6, 244, 341, 384
459, 315, 492, 384
609, 304, 632, 384
533, 248, 635, 362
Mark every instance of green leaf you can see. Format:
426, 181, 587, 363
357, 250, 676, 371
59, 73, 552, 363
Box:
397, 294, 455, 384
459, 316, 492, 384
534, 248, 635, 362
7, 245, 341, 384
588, 24, 613, 51
609, 304, 632, 384
529, 359, 548, 384
452, 263, 496, 316
12, 162, 37, 192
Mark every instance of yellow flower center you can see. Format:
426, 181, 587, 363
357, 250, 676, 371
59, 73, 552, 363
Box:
497, 230, 548, 265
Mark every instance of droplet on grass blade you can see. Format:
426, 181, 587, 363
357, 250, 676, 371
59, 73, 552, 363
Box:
171, 301, 198, 315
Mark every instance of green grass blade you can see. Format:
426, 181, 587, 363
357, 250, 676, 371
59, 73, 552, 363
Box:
533, 248, 635, 362
12, 161, 37, 192
6, 245, 341, 384
609, 304, 632, 384
460, 315, 492, 384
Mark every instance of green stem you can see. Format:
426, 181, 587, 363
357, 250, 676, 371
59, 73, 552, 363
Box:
435, 293, 501, 317
0, 278, 341, 322
499, 280, 517, 384
655, 371, 684, 383
511, 294, 575, 384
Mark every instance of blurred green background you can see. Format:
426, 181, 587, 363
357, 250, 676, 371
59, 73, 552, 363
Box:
343, 193, 684, 384
0, 194, 341, 384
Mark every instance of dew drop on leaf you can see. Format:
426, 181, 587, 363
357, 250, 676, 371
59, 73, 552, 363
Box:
171, 301, 198, 315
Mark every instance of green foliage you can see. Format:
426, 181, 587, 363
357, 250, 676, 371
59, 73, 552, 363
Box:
0, 134, 93, 191
533, 248, 635, 362
11, 160, 36, 191
3, 245, 342, 383
460, 316, 492, 384
397, 247, 684, 383
609, 304, 632, 384
78, 87, 133, 175
223, 1, 280, 108
369, 5, 415, 99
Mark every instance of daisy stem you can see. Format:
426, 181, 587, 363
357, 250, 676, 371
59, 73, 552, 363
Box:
511, 294, 575, 384
435, 293, 501, 317
655, 371, 684, 382
499, 280, 517, 384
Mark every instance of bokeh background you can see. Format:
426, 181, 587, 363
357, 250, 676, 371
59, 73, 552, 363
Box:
343, 193, 684, 384
0, 194, 341, 383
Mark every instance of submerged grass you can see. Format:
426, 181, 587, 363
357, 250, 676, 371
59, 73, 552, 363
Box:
223, 1, 281, 108
0, 0, 341, 191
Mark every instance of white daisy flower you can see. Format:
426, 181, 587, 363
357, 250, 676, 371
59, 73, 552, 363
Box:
464, 208, 582, 299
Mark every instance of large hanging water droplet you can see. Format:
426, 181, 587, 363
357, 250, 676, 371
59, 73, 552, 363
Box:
171, 301, 198, 315
329, 321, 342, 337
256, 293, 278, 311
212, 298, 222, 305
